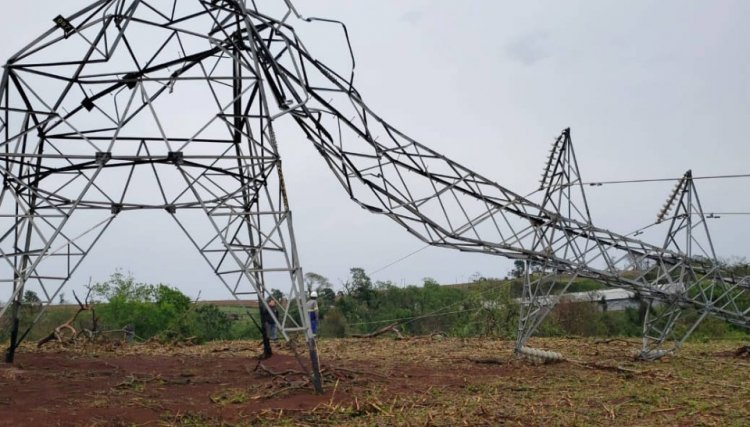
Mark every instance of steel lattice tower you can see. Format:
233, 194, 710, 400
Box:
639, 170, 719, 359
0, 0, 322, 391
516, 129, 594, 355
1, 0, 748, 380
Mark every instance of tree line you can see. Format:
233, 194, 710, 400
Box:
2, 258, 748, 344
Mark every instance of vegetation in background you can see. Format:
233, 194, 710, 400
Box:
90, 271, 233, 343
2, 257, 748, 345
318, 263, 749, 341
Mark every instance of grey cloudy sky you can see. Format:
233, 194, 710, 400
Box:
1, 1, 748, 300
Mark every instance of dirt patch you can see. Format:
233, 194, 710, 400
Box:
0, 341, 414, 426
0, 338, 748, 426
4, 355, 284, 425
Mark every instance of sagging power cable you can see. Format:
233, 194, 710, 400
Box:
582, 173, 750, 187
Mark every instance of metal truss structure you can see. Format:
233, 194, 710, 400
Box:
638, 170, 718, 359
514, 137, 732, 360
0, 0, 322, 390
1, 0, 748, 386
515, 129, 593, 356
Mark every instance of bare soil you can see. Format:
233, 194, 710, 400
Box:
0, 337, 748, 426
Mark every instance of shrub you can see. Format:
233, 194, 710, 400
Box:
319, 307, 347, 338
189, 305, 232, 342
91, 272, 231, 342
552, 298, 605, 336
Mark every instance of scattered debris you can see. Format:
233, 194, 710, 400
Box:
350, 322, 405, 339
37, 287, 98, 348
466, 357, 505, 365
5, 338, 750, 426
734, 345, 750, 358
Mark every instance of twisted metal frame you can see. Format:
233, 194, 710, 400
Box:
515, 136, 731, 359
516, 129, 592, 354
638, 170, 718, 359
0, 0, 323, 390
0, 1, 747, 385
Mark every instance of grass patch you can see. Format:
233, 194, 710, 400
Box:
209, 388, 249, 406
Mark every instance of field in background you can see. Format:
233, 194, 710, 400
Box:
1, 337, 748, 426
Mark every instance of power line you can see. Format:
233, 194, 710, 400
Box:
367, 245, 430, 276
702, 212, 750, 216
366, 176, 750, 278
357, 211, 749, 330
628, 212, 750, 237
583, 173, 750, 187
366, 188, 546, 278
347, 308, 476, 327
346, 279, 508, 329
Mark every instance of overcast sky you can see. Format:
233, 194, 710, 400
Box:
1, 1, 749, 301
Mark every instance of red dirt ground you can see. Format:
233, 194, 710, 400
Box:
0, 341, 485, 426
3, 338, 748, 426
2, 353, 319, 425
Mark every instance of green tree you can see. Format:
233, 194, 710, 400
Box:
92, 272, 192, 339
270, 288, 284, 301
21, 290, 43, 319
318, 287, 336, 308
156, 286, 191, 313
510, 260, 525, 278
91, 271, 156, 302
23, 290, 41, 305
345, 268, 373, 302
304, 272, 332, 294
190, 305, 232, 342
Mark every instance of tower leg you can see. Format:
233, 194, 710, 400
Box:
639, 299, 707, 360
174, 163, 323, 392
0, 210, 115, 363
4, 309, 20, 363
640, 170, 716, 359
515, 261, 571, 362
306, 336, 323, 392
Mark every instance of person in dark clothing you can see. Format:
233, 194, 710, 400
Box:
260, 299, 279, 340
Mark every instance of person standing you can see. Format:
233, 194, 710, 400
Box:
266, 299, 279, 340
306, 291, 319, 334
260, 299, 279, 341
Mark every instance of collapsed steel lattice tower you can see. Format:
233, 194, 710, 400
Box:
639, 170, 721, 359
0, 0, 748, 382
516, 134, 734, 360
0, 0, 323, 390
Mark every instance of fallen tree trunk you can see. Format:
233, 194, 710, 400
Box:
37, 287, 97, 348
350, 322, 404, 339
